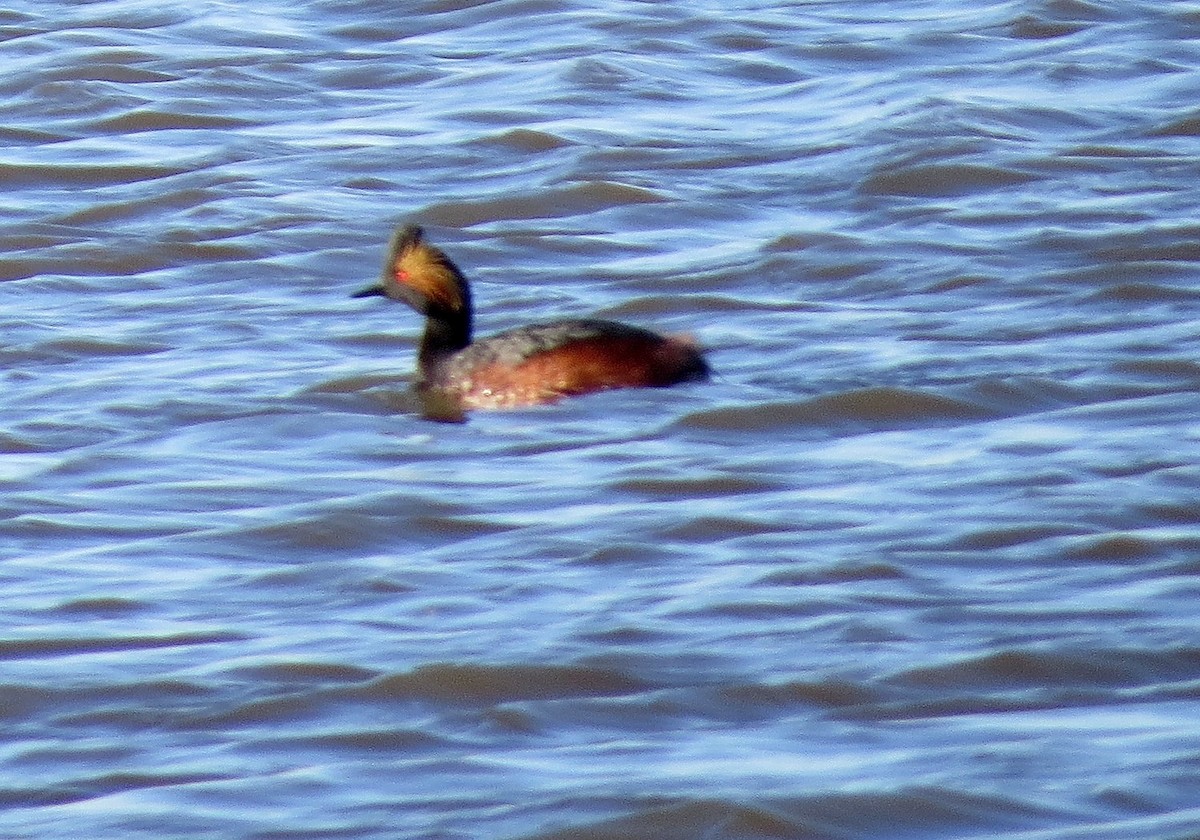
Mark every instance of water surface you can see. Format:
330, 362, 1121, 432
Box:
4, 1, 1200, 838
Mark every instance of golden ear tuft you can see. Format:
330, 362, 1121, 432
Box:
390, 225, 466, 313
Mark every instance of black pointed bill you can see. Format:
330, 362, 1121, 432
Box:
352, 282, 387, 299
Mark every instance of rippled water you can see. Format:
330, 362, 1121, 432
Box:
4, 1, 1200, 838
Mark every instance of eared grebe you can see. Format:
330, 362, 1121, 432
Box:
353, 225, 709, 412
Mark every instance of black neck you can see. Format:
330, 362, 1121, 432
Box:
418, 312, 472, 372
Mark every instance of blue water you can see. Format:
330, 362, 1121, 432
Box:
3, 1, 1200, 838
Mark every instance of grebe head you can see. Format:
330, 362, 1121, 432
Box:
353, 225, 472, 320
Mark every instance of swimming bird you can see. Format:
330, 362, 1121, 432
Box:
353, 225, 709, 413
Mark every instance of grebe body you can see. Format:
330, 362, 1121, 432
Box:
353, 225, 709, 411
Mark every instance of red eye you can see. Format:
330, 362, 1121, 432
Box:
395, 269, 410, 282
